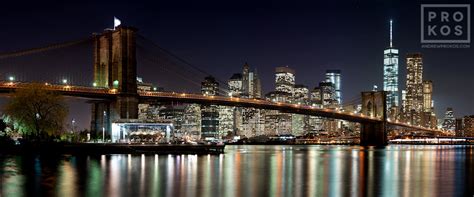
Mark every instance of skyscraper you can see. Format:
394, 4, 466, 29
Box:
325, 70, 342, 105
404, 53, 423, 124
275, 66, 295, 97
319, 81, 336, 108
230, 63, 264, 137
201, 76, 219, 96
422, 80, 433, 112
383, 20, 399, 110
242, 62, 250, 96
241, 63, 262, 98
228, 73, 243, 97
293, 84, 309, 104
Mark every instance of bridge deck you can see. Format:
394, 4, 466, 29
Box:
0, 82, 444, 132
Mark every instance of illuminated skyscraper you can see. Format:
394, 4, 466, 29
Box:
383, 20, 399, 109
231, 63, 263, 137
422, 80, 434, 112
319, 81, 336, 108
228, 73, 243, 97
275, 66, 295, 97
405, 54, 423, 111
325, 70, 341, 105
241, 63, 262, 98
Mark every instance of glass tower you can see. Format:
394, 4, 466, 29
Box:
325, 70, 341, 105
383, 20, 399, 109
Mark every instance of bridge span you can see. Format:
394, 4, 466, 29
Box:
0, 82, 443, 135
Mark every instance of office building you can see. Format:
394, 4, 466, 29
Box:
404, 53, 423, 125
275, 66, 295, 97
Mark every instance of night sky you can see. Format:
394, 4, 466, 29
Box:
0, 0, 472, 130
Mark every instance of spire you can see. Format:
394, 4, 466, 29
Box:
243, 62, 249, 69
389, 19, 393, 48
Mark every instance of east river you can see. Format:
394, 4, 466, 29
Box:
0, 145, 473, 196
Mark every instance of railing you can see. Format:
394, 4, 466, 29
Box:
0, 82, 117, 94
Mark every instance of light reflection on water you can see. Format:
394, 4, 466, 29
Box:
0, 145, 473, 196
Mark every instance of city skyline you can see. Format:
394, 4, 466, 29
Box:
0, 0, 473, 130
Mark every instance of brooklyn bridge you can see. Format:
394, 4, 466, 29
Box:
0, 25, 443, 146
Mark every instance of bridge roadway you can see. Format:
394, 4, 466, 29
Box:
0, 82, 443, 132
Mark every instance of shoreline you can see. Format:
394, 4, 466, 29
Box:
0, 142, 225, 155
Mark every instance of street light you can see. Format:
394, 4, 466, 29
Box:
62, 79, 68, 85
102, 111, 106, 143
71, 119, 76, 133
8, 76, 15, 82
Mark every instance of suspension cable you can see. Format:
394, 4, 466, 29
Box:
0, 37, 93, 59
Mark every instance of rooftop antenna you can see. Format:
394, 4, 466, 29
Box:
389, 19, 393, 48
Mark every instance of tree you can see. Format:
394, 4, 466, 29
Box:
4, 83, 68, 138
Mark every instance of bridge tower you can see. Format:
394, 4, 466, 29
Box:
90, 26, 139, 138
360, 91, 387, 146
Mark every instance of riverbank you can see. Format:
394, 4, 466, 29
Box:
0, 142, 225, 154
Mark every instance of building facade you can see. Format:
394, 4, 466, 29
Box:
201, 76, 219, 139
463, 115, 474, 137
275, 66, 295, 96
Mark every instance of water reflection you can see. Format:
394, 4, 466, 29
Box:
0, 145, 473, 196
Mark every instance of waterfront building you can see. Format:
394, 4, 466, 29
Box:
218, 106, 234, 138
201, 76, 219, 139
158, 106, 184, 135
264, 91, 293, 135
325, 70, 342, 105
229, 63, 264, 137
383, 20, 399, 110
182, 104, 201, 139
292, 84, 309, 135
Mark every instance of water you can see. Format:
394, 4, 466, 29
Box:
0, 145, 473, 197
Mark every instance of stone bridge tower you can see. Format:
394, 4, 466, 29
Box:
360, 91, 387, 146
90, 26, 139, 137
